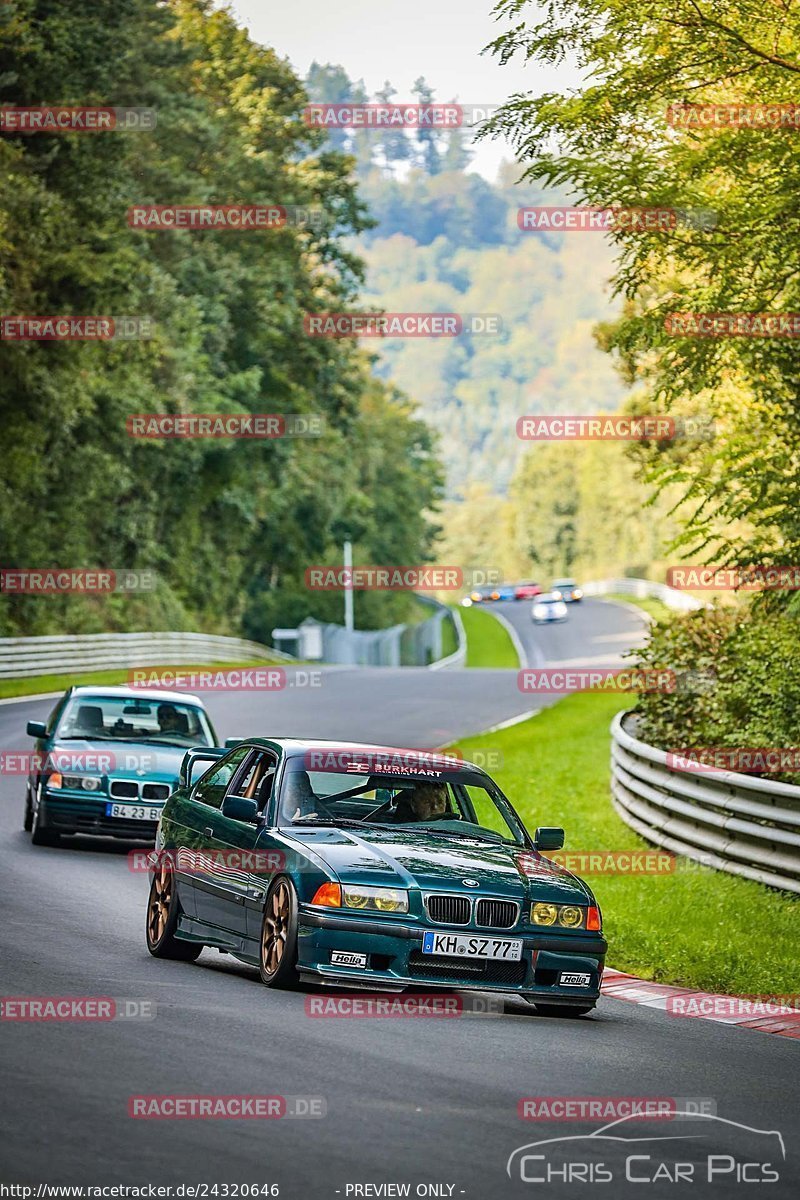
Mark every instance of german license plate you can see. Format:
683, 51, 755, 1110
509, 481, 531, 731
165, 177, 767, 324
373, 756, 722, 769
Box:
421, 930, 523, 960
106, 802, 161, 821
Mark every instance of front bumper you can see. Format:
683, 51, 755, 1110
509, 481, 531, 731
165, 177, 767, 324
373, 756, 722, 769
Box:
40, 793, 160, 840
297, 906, 606, 998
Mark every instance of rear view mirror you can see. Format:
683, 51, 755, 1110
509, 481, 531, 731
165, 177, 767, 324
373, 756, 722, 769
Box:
27, 721, 47, 739
221, 796, 259, 824
534, 826, 565, 851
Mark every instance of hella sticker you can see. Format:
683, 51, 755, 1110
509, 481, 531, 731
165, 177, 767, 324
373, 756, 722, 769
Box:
559, 971, 591, 987
331, 951, 367, 968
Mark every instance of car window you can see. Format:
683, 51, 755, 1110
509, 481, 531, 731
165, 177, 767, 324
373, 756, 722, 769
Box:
278, 761, 527, 846
56, 694, 215, 747
230, 749, 278, 811
192, 746, 251, 810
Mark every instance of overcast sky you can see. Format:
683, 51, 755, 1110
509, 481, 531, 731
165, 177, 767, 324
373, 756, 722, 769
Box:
223, 0, 574, 179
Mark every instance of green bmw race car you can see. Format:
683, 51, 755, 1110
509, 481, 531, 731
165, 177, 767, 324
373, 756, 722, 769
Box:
146, 739, 606, 1015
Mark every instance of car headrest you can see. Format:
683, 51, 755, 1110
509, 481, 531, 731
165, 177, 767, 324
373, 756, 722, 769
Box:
76, 705, 104, 731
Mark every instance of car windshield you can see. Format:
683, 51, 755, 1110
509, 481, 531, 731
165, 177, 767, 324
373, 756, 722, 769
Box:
278, 758, 528, 846
57, 695, 215, 747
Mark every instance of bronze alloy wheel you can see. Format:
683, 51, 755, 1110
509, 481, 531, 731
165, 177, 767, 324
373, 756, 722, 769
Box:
147, 862, 173, 947
259, 877, 299, 987
145, 857, 203, 961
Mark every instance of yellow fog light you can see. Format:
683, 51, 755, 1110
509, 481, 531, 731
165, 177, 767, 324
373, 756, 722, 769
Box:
532, 902, 558, 926
558, 906, 583, 928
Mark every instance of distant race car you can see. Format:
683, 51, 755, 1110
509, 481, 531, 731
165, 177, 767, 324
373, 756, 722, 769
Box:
146, 739, 606, 1014
532, 593, 568, 623
552, 578, 584, 602
24, 685, 218, 846
489, 584, 517, 602
462, 584, 514, 604
514, 580, 543, 600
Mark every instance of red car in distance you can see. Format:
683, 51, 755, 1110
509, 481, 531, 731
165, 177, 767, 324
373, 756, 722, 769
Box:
514, 581, 543, 601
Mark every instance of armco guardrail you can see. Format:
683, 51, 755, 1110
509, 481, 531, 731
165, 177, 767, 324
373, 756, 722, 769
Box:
0, 631, 294, 679
611, 711, 800, 894
584, 577, 703, 612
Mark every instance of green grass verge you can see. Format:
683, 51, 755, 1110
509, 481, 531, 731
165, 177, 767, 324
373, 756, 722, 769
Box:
449, 690, 797, 995
604, 592, 672, 625
0, 660, 286, 701
439, 612, 459, 661
459, 605, 520, 669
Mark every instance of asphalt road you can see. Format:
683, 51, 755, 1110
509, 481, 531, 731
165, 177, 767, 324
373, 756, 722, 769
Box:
1, 598, 797, 1197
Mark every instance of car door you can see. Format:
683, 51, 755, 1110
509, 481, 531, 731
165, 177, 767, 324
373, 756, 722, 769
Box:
174, 745, 252, 929
192, 748, 279, 940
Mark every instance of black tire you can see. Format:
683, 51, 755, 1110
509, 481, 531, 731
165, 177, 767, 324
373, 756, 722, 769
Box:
259, 876, 300, 988
146, 858, 203, 961
31, 793, 59, 846
534, 1002, 595, 1018
23, 784, 33, 832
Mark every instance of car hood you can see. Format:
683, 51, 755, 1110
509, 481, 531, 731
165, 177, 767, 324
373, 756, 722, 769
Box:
287, 826, 592, 903
49, 739, 191, 783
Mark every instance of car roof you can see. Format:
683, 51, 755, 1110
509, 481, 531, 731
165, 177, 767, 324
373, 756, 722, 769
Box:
68, 685, 205, 705
232, 737, 491, 776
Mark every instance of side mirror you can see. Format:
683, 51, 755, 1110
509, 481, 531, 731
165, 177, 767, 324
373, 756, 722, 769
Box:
27, 721, 47, 739
180, 747, 225, 788
224, 737, 244, 749
534, 826, 565, 851
221, 795, 259, 824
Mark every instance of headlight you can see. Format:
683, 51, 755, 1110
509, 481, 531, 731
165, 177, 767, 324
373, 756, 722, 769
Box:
531, 902, 558, 926
558, 905, 583, 928
532, 902, 588, 928
60, 775, 102, 791
342, 885, 408, 913
573, 589, 583, 599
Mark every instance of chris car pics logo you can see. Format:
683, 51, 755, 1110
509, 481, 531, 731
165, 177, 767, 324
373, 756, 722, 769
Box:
507, 1112, 784, 1185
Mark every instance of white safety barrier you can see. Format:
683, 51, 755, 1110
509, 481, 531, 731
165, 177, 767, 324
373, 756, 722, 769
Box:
610, 711, 800, 894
